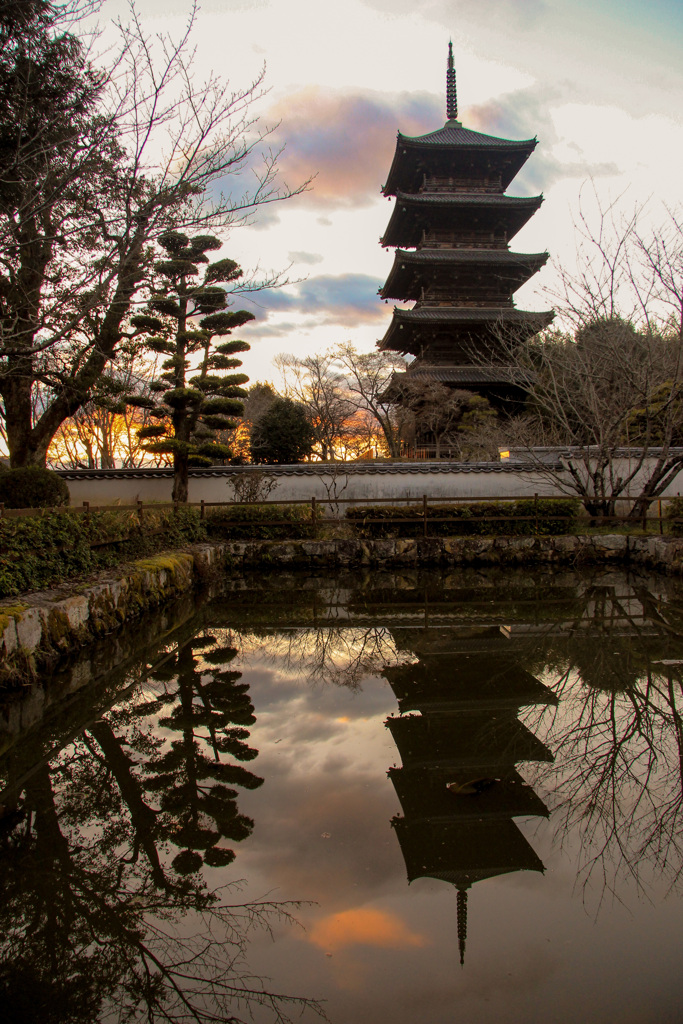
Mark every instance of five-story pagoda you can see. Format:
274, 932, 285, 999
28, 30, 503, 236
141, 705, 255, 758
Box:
379, 43, 553, 408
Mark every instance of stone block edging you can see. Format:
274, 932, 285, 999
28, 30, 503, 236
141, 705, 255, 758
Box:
2, 533, 683, 684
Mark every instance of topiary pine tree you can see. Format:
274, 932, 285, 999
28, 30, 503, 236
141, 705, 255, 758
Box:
130, 231, 255, 502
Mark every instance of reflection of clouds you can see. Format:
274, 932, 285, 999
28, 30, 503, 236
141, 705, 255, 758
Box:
233, 638, 402, 912
236, 629, 401, 709
310, 906, 428, 953
240, 764, 403, 904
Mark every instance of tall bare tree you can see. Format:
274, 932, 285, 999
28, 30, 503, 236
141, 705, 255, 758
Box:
0, 1, 306, 467
334, 343, 407, 458
275, 352, 355, 460
496, 194, 683, 517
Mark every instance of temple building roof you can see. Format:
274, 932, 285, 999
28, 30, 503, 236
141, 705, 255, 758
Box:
380, 248, 549, 301
383, 127, 537, 196
380, 192, 543, 248
379, 305, 554, 355
390, 365, 531, 388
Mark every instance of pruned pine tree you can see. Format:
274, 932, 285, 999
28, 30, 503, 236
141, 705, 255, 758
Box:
132, 232, 254, 502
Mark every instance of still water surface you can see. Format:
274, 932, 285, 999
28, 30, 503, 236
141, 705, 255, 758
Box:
2, 567, 683, 1023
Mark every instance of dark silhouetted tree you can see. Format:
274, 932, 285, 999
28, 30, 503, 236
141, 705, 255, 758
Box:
134, 232, 254, 502
250, 396, 315, 464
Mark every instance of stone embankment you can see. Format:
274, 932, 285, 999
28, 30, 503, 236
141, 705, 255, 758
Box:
2, 533, 683, 683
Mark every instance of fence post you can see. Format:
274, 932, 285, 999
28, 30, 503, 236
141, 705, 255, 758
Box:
311, 496, 317, 539
534, 493, 539, 535
137, 499, 144, 525
173, 500, 178, 515
423, 494, 428, 539
200, 499, 205, 521
659, 498, 663, 536
82, 500, 89, 515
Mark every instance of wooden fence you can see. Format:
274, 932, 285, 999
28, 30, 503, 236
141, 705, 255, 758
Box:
0, 492, 676, 540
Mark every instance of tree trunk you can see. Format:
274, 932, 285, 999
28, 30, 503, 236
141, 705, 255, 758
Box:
172, 451, 189, 503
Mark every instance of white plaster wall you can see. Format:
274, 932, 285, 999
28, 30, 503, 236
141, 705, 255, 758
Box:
58, 463, 569, 508
58, 460, 683, 511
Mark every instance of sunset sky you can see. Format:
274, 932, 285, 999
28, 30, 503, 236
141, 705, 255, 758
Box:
106, 0, 683, 383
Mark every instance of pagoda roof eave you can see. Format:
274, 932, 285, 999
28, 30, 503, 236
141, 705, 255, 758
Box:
382, 126, 538, 195
378, 306, 554, 355
382, 365, 533, 394
379, 248, 550, 301
398, 126, 538, 150
380, 193, 543, 249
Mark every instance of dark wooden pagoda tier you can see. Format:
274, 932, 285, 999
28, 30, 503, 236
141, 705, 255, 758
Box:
389, 765, 550, 821
392, 817, 545, 888
380, 192, 542, 249
386, 712, 554, 770
380, 306, 552, 359
380, 248, 549, 303
378, 44, 553, 412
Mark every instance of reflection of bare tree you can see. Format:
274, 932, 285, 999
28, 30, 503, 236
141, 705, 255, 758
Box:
238, 625, 401, 691
522, 581, 683, 909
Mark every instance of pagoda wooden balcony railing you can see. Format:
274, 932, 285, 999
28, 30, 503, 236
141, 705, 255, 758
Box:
422, 174, 503, 193
419, 231, 509, 250
415, 297, 515, 309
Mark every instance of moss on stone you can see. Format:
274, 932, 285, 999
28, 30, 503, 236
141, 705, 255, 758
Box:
0, 603, 28, 635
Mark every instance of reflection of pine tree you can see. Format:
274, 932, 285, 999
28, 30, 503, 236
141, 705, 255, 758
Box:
142, 637, 263, 874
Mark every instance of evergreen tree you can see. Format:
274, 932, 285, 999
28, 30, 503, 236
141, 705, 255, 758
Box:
133, 232, 255, 501
250, 395, 316, 464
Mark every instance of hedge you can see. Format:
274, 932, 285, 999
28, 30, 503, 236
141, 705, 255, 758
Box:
0, 506, 205, 597
345, 499, 580, 538
0, 467, 70, 508
205, 503, 315, 540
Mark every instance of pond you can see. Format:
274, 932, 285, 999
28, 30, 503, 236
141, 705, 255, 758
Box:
2, 566, 683, 1024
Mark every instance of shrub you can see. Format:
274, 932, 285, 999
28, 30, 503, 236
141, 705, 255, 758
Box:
0, 506, 205, 597
666, 497, 683, 535
0, 467, 70, 508
346, 498, 580, 539
206, 503, 314, 540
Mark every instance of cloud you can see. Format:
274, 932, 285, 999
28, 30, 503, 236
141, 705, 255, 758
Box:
465, 88, 620, 193
263, 82, 618, 213
288, 250, 324, 265
266, 88, 442, 209
361, 0, 549, 28
362, 0, 548, 29
309, 907, 428, 953
240, 273, 387, 330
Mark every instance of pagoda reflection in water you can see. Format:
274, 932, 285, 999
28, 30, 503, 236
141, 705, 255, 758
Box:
384, 637, 557, 964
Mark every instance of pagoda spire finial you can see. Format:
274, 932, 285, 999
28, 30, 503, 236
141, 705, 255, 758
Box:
446, 40, 458, 123
457, 886, 468, 966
